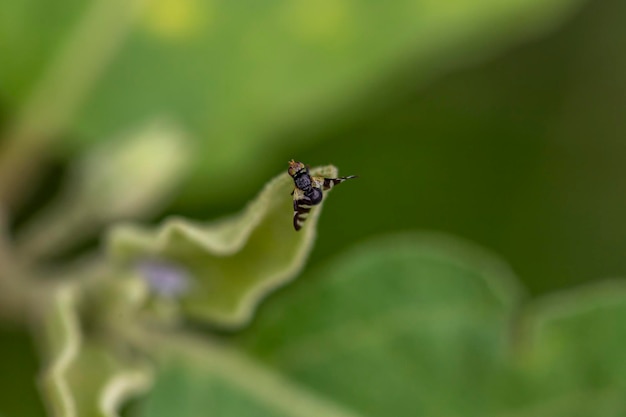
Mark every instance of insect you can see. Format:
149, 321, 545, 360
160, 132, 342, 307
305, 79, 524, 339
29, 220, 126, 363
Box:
288, 160, 357, 231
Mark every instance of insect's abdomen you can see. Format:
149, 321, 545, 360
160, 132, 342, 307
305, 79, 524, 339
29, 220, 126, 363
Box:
305, 188, 323, 205
293, 199, 313, 231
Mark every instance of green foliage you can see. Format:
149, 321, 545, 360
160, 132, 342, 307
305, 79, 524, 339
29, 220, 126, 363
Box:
38, 280, 152, 417
1, 0, 623, 416
0, 0, 586, 205
107, 165, 338, 327
33, 165, 338, 416
139, 234, 626, 417
15, 122, 189, 261
301, 0, 626, 295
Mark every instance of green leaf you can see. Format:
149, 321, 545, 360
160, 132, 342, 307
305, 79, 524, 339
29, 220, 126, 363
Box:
106, 165, 338, 328
37, 278, 153, 417
137, 233, 626, 417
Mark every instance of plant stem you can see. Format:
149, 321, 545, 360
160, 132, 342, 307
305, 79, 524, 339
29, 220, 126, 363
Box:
0, 0, 146, 208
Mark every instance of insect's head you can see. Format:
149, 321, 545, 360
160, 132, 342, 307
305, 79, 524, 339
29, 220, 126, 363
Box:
288, 160, 306, 177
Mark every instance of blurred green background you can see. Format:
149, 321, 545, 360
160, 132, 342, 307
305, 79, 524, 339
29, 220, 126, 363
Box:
162, 0, 625, 296
1, 0, 626, 415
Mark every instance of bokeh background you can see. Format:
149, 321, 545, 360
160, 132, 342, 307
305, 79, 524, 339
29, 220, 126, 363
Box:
1, 0, 625, 415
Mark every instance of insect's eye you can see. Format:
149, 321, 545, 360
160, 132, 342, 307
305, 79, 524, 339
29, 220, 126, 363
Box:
288, 160, 305, 176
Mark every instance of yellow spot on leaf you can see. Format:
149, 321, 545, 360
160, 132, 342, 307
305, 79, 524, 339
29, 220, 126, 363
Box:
142, 0, 210, 40
284, 0, 352, 43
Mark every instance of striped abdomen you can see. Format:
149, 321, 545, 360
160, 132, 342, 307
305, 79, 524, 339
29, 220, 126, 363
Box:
293, 189, 322, 231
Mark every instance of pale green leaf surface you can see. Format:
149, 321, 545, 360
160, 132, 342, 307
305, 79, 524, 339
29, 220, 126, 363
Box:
139, 233, 626, 417
107, 165, 338, 328
38, 279, 153, 417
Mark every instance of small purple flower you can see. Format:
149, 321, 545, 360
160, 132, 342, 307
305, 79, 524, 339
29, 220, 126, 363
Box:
136, 260, 191, 298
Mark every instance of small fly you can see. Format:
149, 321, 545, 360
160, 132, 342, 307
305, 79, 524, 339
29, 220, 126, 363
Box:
288, 160, 357, 231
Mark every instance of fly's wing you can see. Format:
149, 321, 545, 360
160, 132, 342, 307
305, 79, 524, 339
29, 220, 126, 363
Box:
292, 188, 313, 231
312, 175, 358, 191
293, 175, 357, 231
